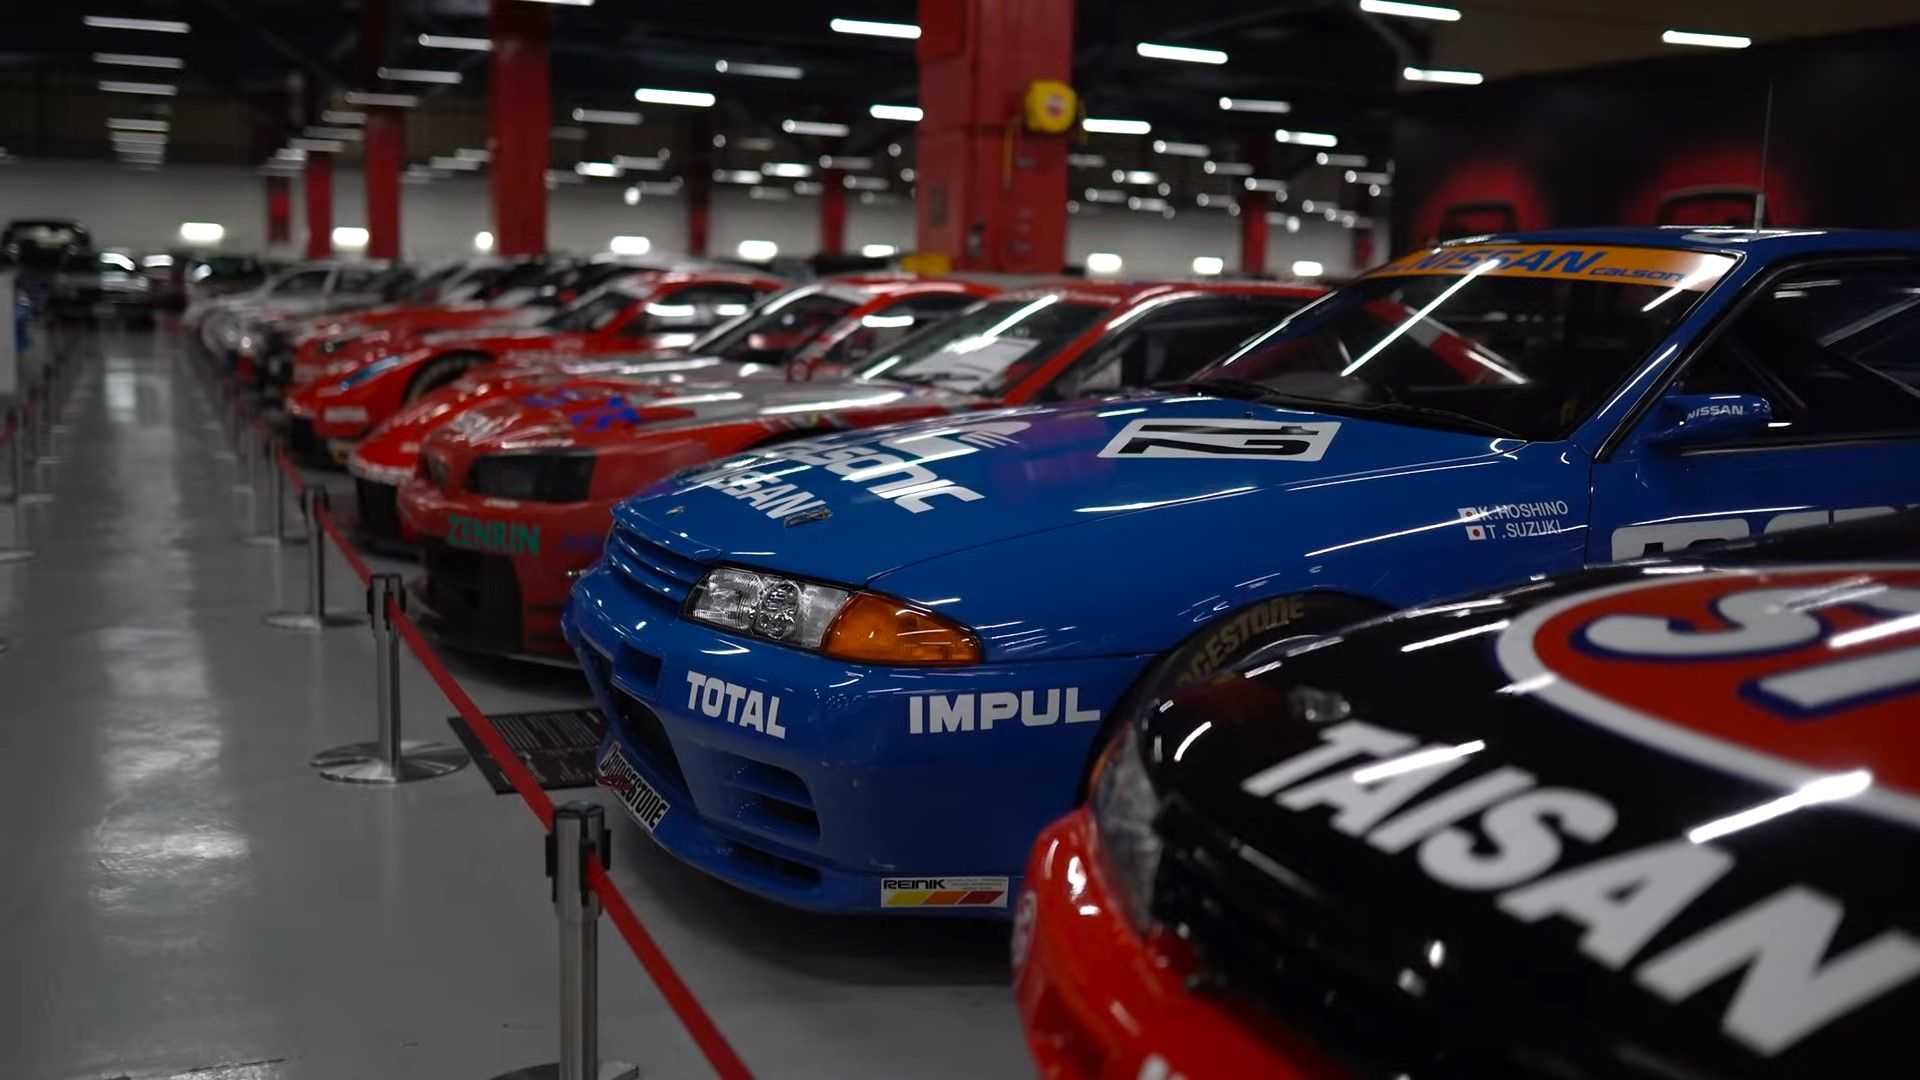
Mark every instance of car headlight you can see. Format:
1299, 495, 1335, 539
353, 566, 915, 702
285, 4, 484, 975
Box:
1089, 726, 1163, 936
465, 452, 595, 502
685, 566, 982, 664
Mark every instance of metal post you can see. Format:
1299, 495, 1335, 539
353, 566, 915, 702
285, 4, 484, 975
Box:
235, 416, 257, 490
11, 404, 51, 506
313, 573, 469, 783
264, 488, 365, 631
490, 804, 637, 1080
4, 409, 22, 503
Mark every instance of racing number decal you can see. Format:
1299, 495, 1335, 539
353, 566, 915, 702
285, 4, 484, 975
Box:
1098, 418, 1341, 462
1497, 568, 1920, 822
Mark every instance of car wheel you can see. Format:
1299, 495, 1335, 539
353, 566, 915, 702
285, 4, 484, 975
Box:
1080, 591, 1386, 795
405, 353, 485, 403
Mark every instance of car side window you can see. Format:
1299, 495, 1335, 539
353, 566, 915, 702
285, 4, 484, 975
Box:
823, 293, 981, 365
1045, 295, 1309, 399
273, 269, 331, 296
634, 283, 766, 335
1674, 265, 1920, 440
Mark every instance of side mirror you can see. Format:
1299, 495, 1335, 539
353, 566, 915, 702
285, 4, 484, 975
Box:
1646, 393, 1773, 449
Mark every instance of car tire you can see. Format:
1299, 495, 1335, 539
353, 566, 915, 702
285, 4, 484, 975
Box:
405, 352, 486, 403
1080, 591, 1386, 795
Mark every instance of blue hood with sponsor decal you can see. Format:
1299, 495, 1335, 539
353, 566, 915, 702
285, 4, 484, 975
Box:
612, 393, 1590, 659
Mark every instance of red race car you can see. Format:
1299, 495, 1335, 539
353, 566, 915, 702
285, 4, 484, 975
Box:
398, 280, 1321, 659
285, 268, 784, 462
346, 276, 999, 548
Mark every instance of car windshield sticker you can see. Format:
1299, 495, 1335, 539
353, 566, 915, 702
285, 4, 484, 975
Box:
1364, 244, 1735, 291
901, 336, 1041, 393
1098, 418, 1341, 461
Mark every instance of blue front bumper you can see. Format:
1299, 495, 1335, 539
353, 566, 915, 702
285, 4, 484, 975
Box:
562, 530, 1148, 917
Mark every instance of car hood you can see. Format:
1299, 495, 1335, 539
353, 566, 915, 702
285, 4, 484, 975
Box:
416, 325, 567, 349
612, 393, 1511, 590
1141, 557, 1920, 1077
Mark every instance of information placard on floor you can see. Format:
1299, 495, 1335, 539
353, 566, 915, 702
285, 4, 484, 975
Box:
446, 706, 609, 793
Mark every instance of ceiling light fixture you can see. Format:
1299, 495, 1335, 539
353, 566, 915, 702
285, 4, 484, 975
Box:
818, 155, 873, 170
1204, 160, 1254, 176
98, 80, 176, 96
84, 15, 189, 32
344, 91, 418, 107
107, 117, 168, 132
93, 52, 183, 68
715, 60, 803, 79
1086, 252, 1123, 274
762, 162, 813, 178
321, 110, 367, 125
290, 138, 345, 152
634, 87, 714, 107
1662, 29, 1752, 49
178, 222, 224, 243
610, 154, 665, 171
1403, 66, 1484, 85
304, 126, 363, 140
417, 33, 491, 51
575, 161, 621, 178
868, 104, 922, 122
1316, 151, 1367, 167
571, 107, 641, 125
782, 119, 850, 137
1274, 128, 1339, 147
110, 131, 166, 145
332, 226, 370, 249
828, 18, 920, 39
378, 66, 461, 84
1219, 97, 1292, 114
1152, 139, 1209, 157
1083, 118, 1151, 135
1358, 1, 1461, 22
1135, 42, 1227, 64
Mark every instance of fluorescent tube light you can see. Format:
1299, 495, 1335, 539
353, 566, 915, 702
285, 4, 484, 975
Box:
1083, 118, 1151, 135
1358, 1, 1461, 22
634, 88, 714, 107
829, 18, 919, 39
1662, 29, 1751, 48
1136, 42, 1227, 64
869, 104, 922, 122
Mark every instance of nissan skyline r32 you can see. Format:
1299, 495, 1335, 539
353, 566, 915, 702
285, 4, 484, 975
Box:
401, 280, 1317, 658
565, 228, 1920, 917
1015, 510, 1920, 1079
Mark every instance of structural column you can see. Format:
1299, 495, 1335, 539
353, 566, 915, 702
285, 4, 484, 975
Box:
819, 171, 847, 257
304, 152, 333, 259
1237, 140, 1270, 277
365, 108, 404, 260
266, 175, 292, 249
915, 0, 1074, 273
489, 0, 550, 257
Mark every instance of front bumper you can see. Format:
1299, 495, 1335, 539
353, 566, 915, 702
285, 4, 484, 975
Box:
562, 539, 1146, 916
1015, 811, 1325, 1079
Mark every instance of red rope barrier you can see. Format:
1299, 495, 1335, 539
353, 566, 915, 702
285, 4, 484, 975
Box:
314, 506, 375, 586
274, 447, 307, 493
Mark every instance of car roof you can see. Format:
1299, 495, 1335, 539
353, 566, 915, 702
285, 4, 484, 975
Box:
996, 278, 1323, 308
1439, 226, 1920, 262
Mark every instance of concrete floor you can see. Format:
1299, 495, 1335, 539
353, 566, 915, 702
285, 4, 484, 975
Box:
0, 328, 1025, 1080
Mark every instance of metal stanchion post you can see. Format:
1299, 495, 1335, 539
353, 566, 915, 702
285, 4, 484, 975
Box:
33, 383, 60, 466
492, 803, 637, 1080
12, 404, 52, 507
265, 489, 364, 631
4, 409, 22, 504
312, 574, 469, 783
235, 415, 257, 490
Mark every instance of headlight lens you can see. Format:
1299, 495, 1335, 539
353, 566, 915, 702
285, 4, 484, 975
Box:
687, 567, 851, 649
464, 452, 596, 502
1089, 727, 1164, 936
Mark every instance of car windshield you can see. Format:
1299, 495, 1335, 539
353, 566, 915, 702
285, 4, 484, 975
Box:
693, 286, 858, 362
854, 295, 1108, 396
1195, 244, 1737, 440
542, 286, 636, 332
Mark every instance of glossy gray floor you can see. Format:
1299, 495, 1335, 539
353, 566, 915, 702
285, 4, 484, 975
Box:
0, 330, 1024, 1080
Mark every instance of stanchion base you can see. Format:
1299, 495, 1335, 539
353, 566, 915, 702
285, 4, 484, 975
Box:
0, 549, 36, 564
263, 610, 368, 631
487, 1062, 639, 1080
241, 533, 311, 547
313, 740, 470, 783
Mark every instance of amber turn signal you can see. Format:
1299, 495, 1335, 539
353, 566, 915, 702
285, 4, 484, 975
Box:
821, 592, 983, 666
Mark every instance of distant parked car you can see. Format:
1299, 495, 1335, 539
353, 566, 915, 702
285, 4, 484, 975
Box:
52, 250, 154, 325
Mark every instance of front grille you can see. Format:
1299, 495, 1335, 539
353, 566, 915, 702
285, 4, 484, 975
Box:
604, 523, 706, 610
589, 648, 689, 794
1152, 803, 1610, 1079
355, 479, 403, 543
419, 539, 525, 653
287, 417, 326, 462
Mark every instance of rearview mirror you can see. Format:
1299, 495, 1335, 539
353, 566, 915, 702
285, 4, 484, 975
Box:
1646, 393, 1773, 448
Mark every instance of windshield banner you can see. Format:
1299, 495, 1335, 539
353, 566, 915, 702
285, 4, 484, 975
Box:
1365, 244, 1735, 291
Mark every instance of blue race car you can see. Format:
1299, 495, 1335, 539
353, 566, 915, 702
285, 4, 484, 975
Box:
565, 228, 1920, 915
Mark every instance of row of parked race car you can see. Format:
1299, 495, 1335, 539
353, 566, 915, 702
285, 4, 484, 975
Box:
199, 228, 1919, 1079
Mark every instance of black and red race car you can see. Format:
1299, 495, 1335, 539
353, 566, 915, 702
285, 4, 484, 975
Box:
1016, 509, 1920, 1079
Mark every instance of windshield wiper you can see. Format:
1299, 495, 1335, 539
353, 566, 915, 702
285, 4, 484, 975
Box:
1170, 380, 1527, 440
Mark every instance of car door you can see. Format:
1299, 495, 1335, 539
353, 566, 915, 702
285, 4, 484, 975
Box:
1591, 259, 1920, 562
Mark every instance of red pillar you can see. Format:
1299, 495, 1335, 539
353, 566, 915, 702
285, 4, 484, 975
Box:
819, 170, 847, 256
916, 0, 1073, 272
265, 176, 292, 248
1239, 192, 1270, 277
365, 107, 403, 260
488, 0, 549, 256
304, 152, 333, 258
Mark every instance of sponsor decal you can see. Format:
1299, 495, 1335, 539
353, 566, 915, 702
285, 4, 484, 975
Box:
908, 687, 1100, 735
691, 419, 1030, 519
1687, 402, 1749, 421
597, 744, 670, 833
447, 513, 540, 556
1610, 505, 1904, 561
1458, 500, 1579, 541
685, 670, 786, 739
570, 395, 647, 432
1179, 595, 1309, 684
1099, 418, 1340, 462
881, 875, 1010, 908
1239, 704, 1920, 1056
1366, 244, 1734, 291
1497, 567, 1920, 820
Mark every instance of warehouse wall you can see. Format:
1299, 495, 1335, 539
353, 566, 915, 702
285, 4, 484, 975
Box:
0, 158, 1368, 278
